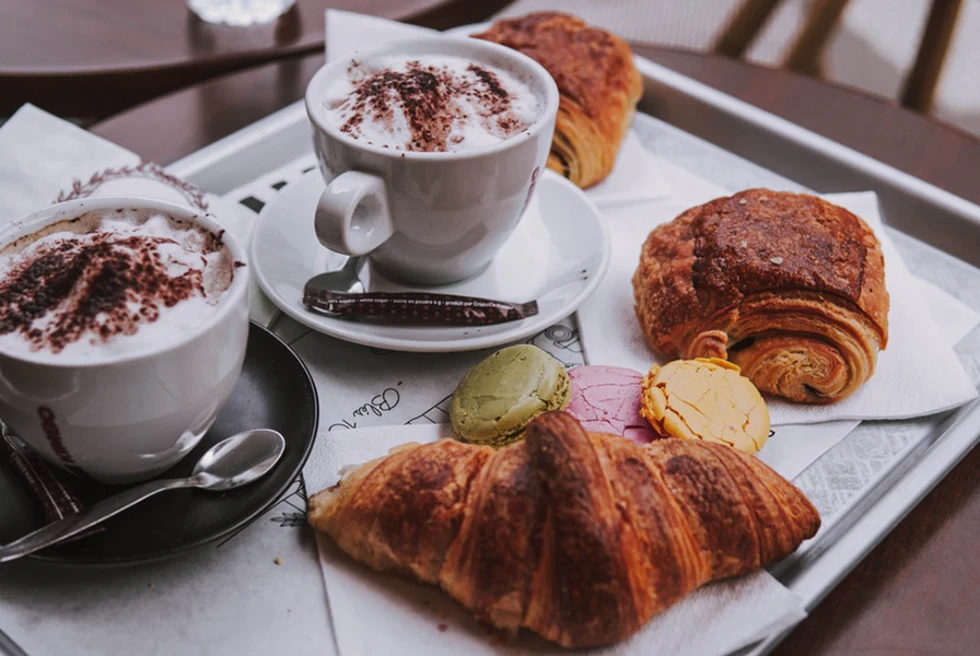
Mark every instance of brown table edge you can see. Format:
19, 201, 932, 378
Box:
1, 0, 516, 118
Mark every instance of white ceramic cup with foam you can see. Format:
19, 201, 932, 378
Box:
0, 197, 250, 484
305, 36, 560, 285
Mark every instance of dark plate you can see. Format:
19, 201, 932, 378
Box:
0, 322, 318, 566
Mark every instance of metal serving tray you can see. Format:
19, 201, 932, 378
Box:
166, 56, 980, 656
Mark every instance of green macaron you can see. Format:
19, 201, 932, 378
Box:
450, 344, 571, 447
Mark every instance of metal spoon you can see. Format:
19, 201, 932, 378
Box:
306, 255, 367, 295
0, 429, 286, 563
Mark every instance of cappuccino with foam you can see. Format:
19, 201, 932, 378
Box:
0, 208, 236, 363
322, 54, 542, 153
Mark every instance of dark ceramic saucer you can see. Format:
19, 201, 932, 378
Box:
0, 322, 318, 566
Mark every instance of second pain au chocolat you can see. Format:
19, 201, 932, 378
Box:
474, 12, 642, 189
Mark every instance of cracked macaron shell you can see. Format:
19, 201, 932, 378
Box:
450, 345, 571, 447
566, 365, 658, 444
639, 357, 770, 454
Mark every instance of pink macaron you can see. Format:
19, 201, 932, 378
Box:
566, 365, 658, 445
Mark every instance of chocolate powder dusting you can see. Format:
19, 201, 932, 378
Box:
337, 60, 530, 152
465, 63, 508, 99
0, 233, 209, 353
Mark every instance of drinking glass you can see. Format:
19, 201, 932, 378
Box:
187, 0, 296, 26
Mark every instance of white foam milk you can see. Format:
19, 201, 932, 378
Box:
0, 209, 235, 363
322, 54, 541, 152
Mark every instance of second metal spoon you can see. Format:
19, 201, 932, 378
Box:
0, 428, 286, 563
306, 255, 367, 295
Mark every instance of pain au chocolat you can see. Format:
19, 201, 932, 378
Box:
474, 12, 642, 188
632, 189, 889, 404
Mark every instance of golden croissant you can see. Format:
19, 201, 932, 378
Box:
308, 412, 820, 648
475, 12, 643, 189
633, 189, 889, 404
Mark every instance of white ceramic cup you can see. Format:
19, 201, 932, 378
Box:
304, 36, 560, 285
0, 197, 250, 484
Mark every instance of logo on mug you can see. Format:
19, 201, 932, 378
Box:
519, 166, 541, 217
37, 406, 79, 470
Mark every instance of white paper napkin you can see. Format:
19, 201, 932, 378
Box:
756, 420, 857, 478
0, 104, 279, 326
323, 9, 669, 206
304, 423, 807, 656
576, 156, 979, 426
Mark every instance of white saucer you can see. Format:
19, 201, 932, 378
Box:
250, 170, 609, 352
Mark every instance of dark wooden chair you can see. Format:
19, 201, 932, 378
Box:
713, 0, 964, 112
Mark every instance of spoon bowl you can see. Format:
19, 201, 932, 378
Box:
191, 429, 286, 490
306, 255, 366, 295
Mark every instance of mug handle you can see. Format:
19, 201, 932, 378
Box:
314, 171, 394, 256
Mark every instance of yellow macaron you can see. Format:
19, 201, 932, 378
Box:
640, 358, 770, 454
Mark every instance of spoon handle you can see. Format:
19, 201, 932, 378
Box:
0, 478, 192, 563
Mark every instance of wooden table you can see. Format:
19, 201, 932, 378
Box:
88, 46, 980, 656
0, 0, 512, 119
